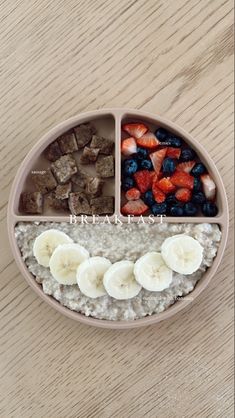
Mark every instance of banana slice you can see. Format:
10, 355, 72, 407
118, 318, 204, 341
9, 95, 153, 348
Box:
134, 252, 173, 291
103, 260, 141, 300
49, 243, 89, 285
77, 257, 111, 298
33, 229, 73, 267
161, 234, 203, 275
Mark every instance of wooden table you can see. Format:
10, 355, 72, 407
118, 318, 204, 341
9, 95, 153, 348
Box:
0, 1, 233, 417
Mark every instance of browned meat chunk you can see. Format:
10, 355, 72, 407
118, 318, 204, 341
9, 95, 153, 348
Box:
90, 135, 114, 155
31, 169, 57, 194
74, 124, 96, 149
55, 182, 72, 200
57, 130, 78, 154
96, 155, 114, 178
91, 196, 114, 215
51, 155, 77, 184
85, 177, 104, 197
71, 166, 89, 191
20, 192, 43, 214
68, 192, 91, 215
45, 140, 63, 162
45, 192, 69, 211
80, 146, 100, 164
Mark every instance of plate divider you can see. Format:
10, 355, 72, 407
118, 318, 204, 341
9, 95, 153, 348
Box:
12, 215, 224, 224
113, 109, 123, 217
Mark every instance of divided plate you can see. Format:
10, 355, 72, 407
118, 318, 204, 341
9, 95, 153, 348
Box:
7, 108, 229, 329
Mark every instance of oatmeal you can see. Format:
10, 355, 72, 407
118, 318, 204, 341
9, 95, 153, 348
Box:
15, 222, 221, 321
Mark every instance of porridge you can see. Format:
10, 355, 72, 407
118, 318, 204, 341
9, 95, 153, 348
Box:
15, 222, 221, 321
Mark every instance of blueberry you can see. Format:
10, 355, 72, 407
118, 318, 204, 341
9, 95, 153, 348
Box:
139, 159, 153, 170
193, 177, 202, 192
162, 158, 176, 175
169, 205, 184, 216
122, 177, 135, 191
183, 202, 198, 216
155, 128, 168, 142
180, 148, 196, 162
202, 202, 218, 217
151, 202, 168, 215
143, 190, 155, 206
166, 193, 177, 205
191, 162, 207, 177
137, 147, 148, 160
192, 192, 206, 205
166, 134, 183, 148
123, 159, 138, 175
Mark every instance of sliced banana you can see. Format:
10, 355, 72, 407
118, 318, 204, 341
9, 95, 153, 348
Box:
134, 252, 172, 292
33, 229, 73, 267
103, 260, 141, 300
161, 234, 203, 275
49, 243, 89, 285
77, 257, 111, 298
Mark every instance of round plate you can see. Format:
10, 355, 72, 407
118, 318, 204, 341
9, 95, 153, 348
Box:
7, 108, 229, 329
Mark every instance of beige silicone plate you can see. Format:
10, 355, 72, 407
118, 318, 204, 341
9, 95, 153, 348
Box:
7, 108, 229, 329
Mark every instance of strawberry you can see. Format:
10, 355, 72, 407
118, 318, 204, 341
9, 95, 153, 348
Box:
166, 147, 181, 159
149, 171, 162, 184
152, 177, 166, 203
125, 187, 141, 201
201, 174, 216, 200
150, 171, 157, 181
177, 161, 196, 173
170, 171, 194, 190
121, 137, 137, 156
152, 185, 166, 203
122, 123, 148, 139
133, 170, 152, 193
136, 131, 160, 149
121, 199, 148, 215
157, 177, 176, 194
175, 188, 192, 202
150, 148, 167, 175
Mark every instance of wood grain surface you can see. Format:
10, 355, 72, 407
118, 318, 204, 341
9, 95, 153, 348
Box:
0, 0, 234, 417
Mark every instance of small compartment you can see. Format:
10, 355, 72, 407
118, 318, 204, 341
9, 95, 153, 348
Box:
120, 113, 221, 219
17, 115, 116, 217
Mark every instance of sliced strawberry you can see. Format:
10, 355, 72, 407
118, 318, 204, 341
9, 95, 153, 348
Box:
170, 171, 194, 190
122, 123, 148, 139
121, 137, 137, 156
150, 171, 157, 181
149, 171, 162, 184
152, 183, 166, 203
175, 188, 192, 202
136, 131, 160, 149
177, 161, 196, 173
121, 199, 148, 216
201, 174, 216, 200
166, 147, 181, 159
157, 177, 176, 194
150, 148, 167, 175
125, 187, 141, 201
133, 170, 152, 193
